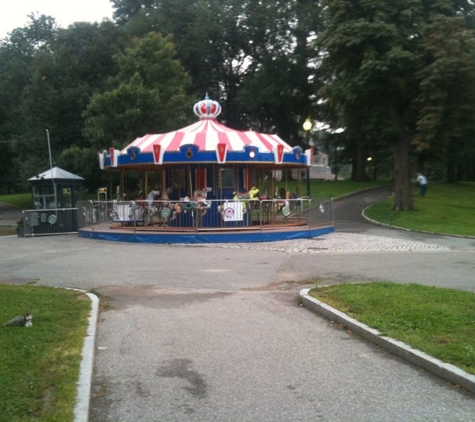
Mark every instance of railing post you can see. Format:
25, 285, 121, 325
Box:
330, 197, 334, 226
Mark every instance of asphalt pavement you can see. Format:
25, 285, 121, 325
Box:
1, 191, 475, 421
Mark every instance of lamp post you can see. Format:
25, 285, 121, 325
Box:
303, 118, 312, 198
46, 129, 57, 209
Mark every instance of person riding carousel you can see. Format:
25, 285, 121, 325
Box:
248, 185, 260, 209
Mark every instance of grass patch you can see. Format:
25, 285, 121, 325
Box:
0, 194, 33, 209
309, 282, 475, 375
0, 285, 91, 421
364, 182, 475, 237
0, 226, 17, 236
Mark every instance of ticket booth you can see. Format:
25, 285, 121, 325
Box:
28, 167, 84, 209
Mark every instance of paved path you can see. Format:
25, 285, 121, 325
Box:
1, 192, 475, 421
0, 202, 22, 231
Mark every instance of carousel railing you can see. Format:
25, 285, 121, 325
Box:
78, 197, 333, 232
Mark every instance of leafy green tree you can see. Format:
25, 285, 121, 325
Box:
318, 0, 475, 210
111, 0, 157, 24
415, 14, 475, 182
83, 32, 194, 151
57, 145, 106, 191
22, 22, 125, 150
237, 0, 324, 143
112, 0, 324, 145
0, 14, 59, 191
0, 18, 126, 191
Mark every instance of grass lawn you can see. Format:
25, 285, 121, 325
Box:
0, 193, 33, 209
309, 282, 475, 376
0, 226, 17, 236
0, 285, 91, 421
364, 182, 475, 237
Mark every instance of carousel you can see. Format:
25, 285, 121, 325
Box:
78, 96, 334, 243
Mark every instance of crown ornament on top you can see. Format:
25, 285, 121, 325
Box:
193, 94, 222, 119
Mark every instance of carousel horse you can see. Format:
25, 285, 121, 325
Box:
110, 201, 119, 220
160, 189, 171, 209
193, 189, 211, 220
276, 190, 292, 217
82, 201, 97, 223
155, 189, 172, 224
144, 190, 161, 225
128, 201, 137, 219
110, 186, 127, 220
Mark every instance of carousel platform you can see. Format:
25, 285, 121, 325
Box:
78, 197, 334, 244
78, 200, 334, 244
78, 222, 334, 244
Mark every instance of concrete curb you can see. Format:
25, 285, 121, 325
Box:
70, 290, 99, 422
300, 288, 475, 395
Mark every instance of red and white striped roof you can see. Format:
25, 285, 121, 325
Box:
120, 119, 293, 155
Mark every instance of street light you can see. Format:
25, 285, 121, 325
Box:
303, 118, 312, 133
303, 118, 313, 197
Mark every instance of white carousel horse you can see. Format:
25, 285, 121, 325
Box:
128, 200, 140, 220
144, 190, 161, 225
110, 200, 119, 220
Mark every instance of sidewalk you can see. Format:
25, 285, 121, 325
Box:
0, 202, 22, 227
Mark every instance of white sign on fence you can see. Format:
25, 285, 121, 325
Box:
222, 201, 244, 222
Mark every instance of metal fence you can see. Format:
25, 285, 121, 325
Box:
22, 208, 79, 237
78, 197, 333, 233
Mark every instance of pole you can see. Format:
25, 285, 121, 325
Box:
46, 129, 57, 209
334, 143, 338, 181
305, 131, 310, 198
303, 118, 312, 199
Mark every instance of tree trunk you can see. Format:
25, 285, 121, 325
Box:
352, 140, 369, 181
446, 160, 457, 183
392, 132, 414, 211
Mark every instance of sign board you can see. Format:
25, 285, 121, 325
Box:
222, 201, 244, 222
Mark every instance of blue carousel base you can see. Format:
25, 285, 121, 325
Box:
78, 224, 334, 244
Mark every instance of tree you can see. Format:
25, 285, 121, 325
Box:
0, 14, 59, 191
415, 15, 475, 182
318, 0, 475, 210
111, 0, 324, 143
237, 0, 324, 143
0, 19, 127, 191
57, 145, 106, 191
83, 32, 194, 150
111, 0, 157, 24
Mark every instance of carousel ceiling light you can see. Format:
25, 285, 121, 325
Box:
249, 149, 255, 158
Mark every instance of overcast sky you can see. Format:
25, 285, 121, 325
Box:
0, 0, 115, 39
